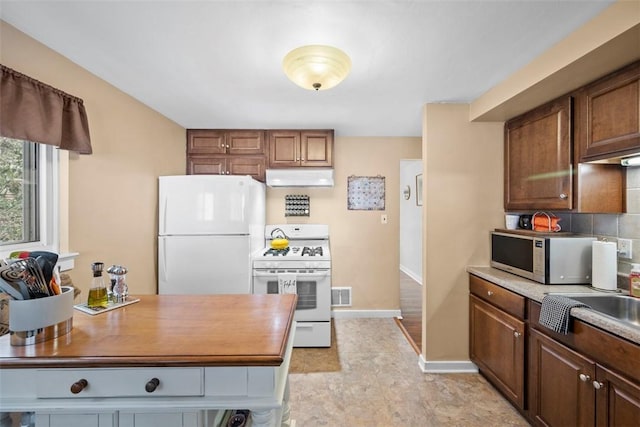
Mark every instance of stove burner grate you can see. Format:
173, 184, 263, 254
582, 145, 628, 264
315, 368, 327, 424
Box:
264, 247, 290, 256
302, 246, 323, 257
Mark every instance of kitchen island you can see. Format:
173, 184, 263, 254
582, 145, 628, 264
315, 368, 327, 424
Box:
0, 294, 297, 427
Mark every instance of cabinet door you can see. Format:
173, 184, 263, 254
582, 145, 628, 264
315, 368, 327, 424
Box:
227, 130, 265, 155
187, 156, 226, 175
187, 130, 226, 155
529, 328, 596, 427
595, 365, 640, 427
300, 130, 333, 167
578, 61, 640, 162
504, 97, 572, 210
269, 131, 300, 167
469, 295, 525, 409
228, 156, 266, 182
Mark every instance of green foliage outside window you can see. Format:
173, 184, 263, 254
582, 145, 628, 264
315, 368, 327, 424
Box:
0, 137, 26, 244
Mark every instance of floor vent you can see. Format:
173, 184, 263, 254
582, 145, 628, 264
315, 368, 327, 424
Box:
331, 287, 352, 307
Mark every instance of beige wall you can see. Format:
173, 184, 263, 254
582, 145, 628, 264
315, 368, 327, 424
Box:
267, 137, 421, 310
1, 21, 186, 295
422, 104, 503, 361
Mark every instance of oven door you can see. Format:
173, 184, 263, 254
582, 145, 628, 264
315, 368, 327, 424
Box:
252, 268, 331, 321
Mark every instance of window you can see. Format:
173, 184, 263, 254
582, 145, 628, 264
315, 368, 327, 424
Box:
0, 137, 58, 257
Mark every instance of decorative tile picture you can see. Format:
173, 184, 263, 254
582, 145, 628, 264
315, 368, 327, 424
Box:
347, 175, 385, 210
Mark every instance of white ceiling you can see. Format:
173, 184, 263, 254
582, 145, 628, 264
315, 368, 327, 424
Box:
0, 0, 615, 137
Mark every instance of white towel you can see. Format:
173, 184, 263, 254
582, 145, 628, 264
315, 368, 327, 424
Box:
278, 273, 297, 295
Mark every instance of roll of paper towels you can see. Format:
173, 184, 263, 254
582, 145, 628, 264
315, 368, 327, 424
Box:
592, 241, 617, 291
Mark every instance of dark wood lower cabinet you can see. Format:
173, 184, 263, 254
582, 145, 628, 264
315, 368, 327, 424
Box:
529, 328, 640, 427
469, 275, 640, 427
529, 328, 595, 427
469, 294, 525, 410
595, 365, 640, 427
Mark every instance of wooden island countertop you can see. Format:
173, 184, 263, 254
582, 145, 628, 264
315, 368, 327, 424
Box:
0, 294, 297, 369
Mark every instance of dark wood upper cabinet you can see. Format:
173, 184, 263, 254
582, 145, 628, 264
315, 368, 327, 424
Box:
504, 62, 639, 213
268, 130, 333, 168
186, 129, 266, 181
504, 96, 573, 210
577, 61, 640, 162
187, 129, 265, 155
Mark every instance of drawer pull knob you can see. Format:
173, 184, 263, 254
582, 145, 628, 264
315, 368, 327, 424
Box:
513, 331, 522, 338
70, 379, 88, 394
487, 291, 494, 296
145, 377, 160, 393
579, 374, 590, 382
592, 381, 604, 390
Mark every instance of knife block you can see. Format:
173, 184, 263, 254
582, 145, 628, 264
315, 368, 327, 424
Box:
8, 286, 74, 346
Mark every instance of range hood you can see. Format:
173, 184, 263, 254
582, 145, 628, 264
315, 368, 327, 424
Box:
266, 168, 334, 187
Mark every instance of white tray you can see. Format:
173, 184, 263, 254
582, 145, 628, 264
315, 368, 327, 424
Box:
74, 298, 140, 315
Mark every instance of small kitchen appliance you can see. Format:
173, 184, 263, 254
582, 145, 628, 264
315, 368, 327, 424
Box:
252, 224, 331, 347
491, 231, 595, 284
158, 175, 265, 295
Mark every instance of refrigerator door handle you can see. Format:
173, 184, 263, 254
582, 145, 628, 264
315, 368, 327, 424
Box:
160, 195, 168, 235
159, 238, 167, 282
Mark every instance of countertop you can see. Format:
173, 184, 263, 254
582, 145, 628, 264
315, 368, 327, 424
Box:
0, 294, 297, 368
467, 266, 640, 345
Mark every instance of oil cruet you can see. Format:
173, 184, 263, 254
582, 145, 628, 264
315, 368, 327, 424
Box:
87, 262, 108, 308
107, 265, 128, 303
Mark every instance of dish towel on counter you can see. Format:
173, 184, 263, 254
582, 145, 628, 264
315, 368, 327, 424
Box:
539, 295, 590, 334
278, 273, 297, 295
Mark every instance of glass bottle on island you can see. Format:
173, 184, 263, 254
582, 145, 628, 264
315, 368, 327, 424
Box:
87, 262, 108, 309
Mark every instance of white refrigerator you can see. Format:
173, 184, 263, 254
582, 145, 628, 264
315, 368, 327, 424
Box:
158, 175, 265, 295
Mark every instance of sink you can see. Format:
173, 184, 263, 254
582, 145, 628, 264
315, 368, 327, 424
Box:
550, 293, 640, 329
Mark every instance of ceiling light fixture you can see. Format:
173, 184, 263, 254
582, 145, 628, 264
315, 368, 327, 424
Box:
282, 45, 351, 91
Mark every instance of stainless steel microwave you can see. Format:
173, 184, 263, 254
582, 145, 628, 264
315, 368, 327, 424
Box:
490, 231, 596, 284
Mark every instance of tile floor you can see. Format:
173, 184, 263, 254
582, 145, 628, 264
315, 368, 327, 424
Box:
289, 318, 529, 426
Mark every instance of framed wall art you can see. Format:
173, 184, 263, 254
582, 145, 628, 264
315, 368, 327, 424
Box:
347, 175, 385, 210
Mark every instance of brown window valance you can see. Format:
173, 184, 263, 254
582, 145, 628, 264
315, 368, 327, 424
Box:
0, 64, 92, 154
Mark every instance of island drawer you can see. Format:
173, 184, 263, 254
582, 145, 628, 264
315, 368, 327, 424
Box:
35, 367, 203, 398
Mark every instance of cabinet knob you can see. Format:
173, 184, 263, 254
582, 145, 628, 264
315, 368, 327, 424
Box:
559, 193, 568, 199
226, 171, 230, 175
487, 291, 494, 296
145, 377, 160, 393
579, 373, 591, 382
592, 381, 604, 390
226, 144, 230, 149
513, 331, 522, 338
70, 379, 88, 394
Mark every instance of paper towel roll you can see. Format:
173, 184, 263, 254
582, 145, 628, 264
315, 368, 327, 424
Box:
592, 241, 617, 291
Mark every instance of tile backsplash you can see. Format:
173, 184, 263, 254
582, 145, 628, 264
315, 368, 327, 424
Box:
553, 166, 640, 284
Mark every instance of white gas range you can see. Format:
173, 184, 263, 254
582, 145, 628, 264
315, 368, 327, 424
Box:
252, 224, 331, 347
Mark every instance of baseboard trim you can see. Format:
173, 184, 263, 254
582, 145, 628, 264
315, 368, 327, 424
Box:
418, 355, 478, 373
332, 309, 401, 319
399, 265, 422, 285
